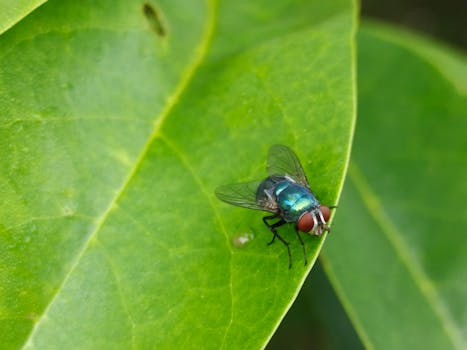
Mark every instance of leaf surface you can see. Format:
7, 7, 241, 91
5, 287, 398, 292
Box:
323, 23, 467, 349
0, 0, 357, 348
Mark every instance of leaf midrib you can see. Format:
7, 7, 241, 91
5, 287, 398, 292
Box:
21, 1, 217, 347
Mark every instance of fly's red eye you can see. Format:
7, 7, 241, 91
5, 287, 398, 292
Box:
297, 212, 314, 232
320, 205, 330, 223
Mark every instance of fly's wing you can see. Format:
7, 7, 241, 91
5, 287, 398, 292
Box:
215, 180, 278, 213
267, 144, 310, 188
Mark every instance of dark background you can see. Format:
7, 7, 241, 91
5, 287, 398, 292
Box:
267, 1, 466, 349
363, 0, 466, 49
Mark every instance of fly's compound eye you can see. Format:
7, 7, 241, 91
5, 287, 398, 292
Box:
297, 206, 331, 233
297, 212, 314, 232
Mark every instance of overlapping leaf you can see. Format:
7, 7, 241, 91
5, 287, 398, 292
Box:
323, 23, 467, 349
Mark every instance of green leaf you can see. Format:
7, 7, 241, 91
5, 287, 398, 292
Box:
0, 0, 47, 35
322, 23, 467, 349
0, 0, 356, 348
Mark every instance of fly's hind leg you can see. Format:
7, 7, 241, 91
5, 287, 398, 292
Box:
263, 215, 292, 268
294, 226, 308, 266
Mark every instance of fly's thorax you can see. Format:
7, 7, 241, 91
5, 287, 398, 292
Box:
256, 176, 320, 222
275, 182, 318, 222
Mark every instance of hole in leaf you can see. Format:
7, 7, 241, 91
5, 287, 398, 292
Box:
142, 3, 166, 37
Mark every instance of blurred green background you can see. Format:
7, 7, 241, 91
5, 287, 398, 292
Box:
267, 1, 465, 349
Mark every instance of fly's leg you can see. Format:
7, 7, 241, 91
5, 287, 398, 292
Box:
263, 214, 279, 245
264, 218, 292, 269
294, 226, 308, 266
262, 215, 292, 268
272, 223, 292, 269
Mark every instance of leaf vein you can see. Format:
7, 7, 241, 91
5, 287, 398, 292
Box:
158, 133, 235, 348
99, 244, 137, 347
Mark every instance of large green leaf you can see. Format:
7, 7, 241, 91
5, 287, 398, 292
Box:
0, 0, 47, 35
0, 0, 356, 348
323, 23, 467, 349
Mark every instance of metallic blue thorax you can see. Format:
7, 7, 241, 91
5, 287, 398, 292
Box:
257, 176, 319, 222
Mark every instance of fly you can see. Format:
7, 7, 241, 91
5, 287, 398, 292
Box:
215, 144, 335, 268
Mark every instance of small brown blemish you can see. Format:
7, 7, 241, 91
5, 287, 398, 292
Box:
143, 3, 166, 37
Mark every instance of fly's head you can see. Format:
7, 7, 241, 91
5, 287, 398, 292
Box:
297, 205, 331, 235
